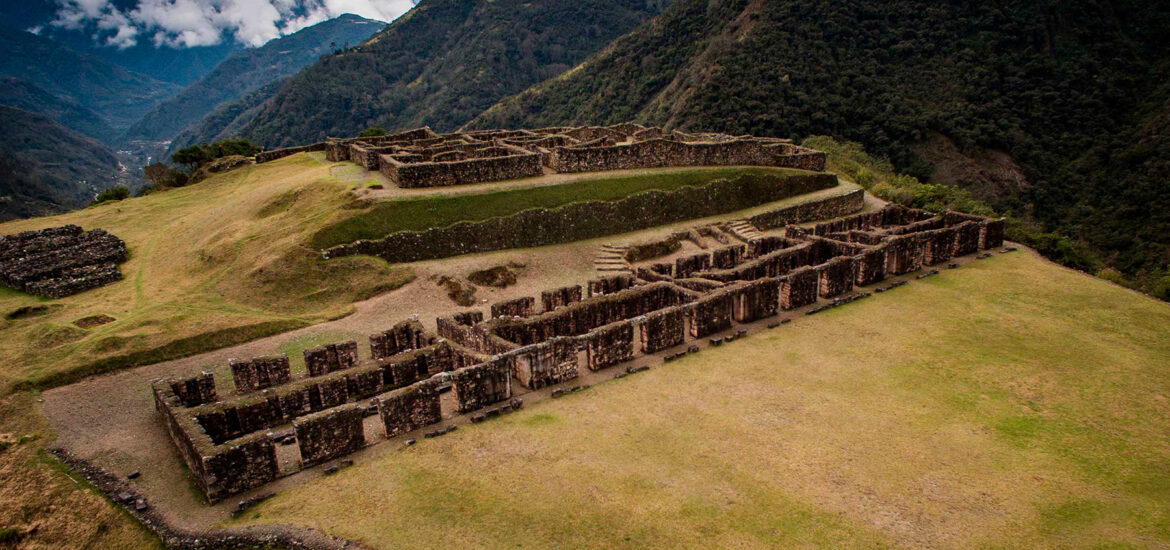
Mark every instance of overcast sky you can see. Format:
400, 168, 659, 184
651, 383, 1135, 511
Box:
46, 0, 416, 48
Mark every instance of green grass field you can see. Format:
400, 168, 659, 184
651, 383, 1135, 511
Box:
235, 251, 1170, 548
309, 166, 805, 249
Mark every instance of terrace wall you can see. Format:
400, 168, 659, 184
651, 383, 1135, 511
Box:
294, 404, 365, 467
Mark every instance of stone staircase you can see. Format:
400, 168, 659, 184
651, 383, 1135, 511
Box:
724, 220, 764, 242
594, 244, 632, 273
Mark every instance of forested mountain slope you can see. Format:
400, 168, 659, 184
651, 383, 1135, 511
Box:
0, 25, 178, 131
125, 15, 383, 142
0, 107, 122, 220
472, 0, 1170, 295
0, 77, 118, 143
238, 0, 670, 146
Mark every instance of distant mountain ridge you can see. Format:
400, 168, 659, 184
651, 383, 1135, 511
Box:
125, 14, 383, 143
0, 77, 118, 143
0, 24, 179, 132
235, 0, 671, 147
0, 106, 122, 221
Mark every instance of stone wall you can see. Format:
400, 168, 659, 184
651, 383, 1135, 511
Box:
168, 372, 217, 407
452, 358, 513, 413
254, 142, 325, 163
952, 221, 982, 257
587, 274, 636, 297
922, 227, 958, 266
583, 321, 634, 370
548, 138, 827, 173
687, 292, 734, 338
0, 225, 128, 298
639, 307, 685, 353
323, 173, 839, 263
732, 279, 780, 323
818, 256, 855, 298
541, 285, 582, 312
491, 296, 536, 318
712, 244, 746, 269
304, 341, 359, 376
853, 248, 887, 286
884, 234, 925, 275
381, 152, 544, 188
675, 252, 712, 278
369, 320, 429, 361
229, 355, 290, 394
376, 380, 442, 438
512, 336, 579, 389
781, 267, 818, 310
294, 404, 366, 467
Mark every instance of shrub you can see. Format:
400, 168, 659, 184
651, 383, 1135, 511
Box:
91, 186, 129, 205
358, 126, 387, 138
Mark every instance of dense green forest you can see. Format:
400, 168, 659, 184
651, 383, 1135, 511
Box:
0, 77, 117, 143
237, 0, 671, 146
472, 0, 1170, 299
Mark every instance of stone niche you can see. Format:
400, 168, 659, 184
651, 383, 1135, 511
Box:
780, 267, 818, 310
304, 341, 360, 376
229, 355, 291, 394
376, 380, 442, 438
817, 256, 855, 298
513, 336, 580, 389
640, 307, 685, 353
583, 321, 634, 370
294, 403, 366, 467
687, 292, 734, 338
732, 279, 779, 323
452, 358, 513, 413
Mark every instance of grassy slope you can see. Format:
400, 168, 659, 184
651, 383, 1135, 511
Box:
310, 166, 806, 249
0, 154, 412, 391
237, 251, 1170, 548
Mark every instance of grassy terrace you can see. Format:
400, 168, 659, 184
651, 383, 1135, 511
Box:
236, 251, 1170, 548
310, 166, 809, 249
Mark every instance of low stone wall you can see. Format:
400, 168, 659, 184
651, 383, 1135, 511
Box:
732, 279, 780, 323
675, 252, 712, 278
922, 227, 958, 266
229, 356, 290, 394
687, 292, 734, 338
381, 152, 544, 188
168, 372, 217, 407
512, 337, 579, 389
780, 267, 818, 310
490, 282, 697, 346
747, 188, 865, 230
376, 380, 442, 438
583, 321, 634, 370
548, 138, 827, 173
639, 307, 685, 353
587, 274, 636, 297
304, 341, 359, 376
452, 358, 513, 413
254, 142, 325, 163
0, 225, 128, 298
491, 296, 536, 318
853, 248, 887, 286
323, 173, 838, 263
369, 320, 429, 360
541, 285, 582, 312
712, 244, 746, 269
624, 232, 686, 262
817, 256, 855, 298
294, 404, 366, 467
884, 234, 925, 275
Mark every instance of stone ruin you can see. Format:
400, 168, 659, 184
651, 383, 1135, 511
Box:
152, 204, 1006, 504
0, 224, 128, 298
258, 123, 827, 189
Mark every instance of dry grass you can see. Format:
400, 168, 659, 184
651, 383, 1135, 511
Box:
0, 154, 413, 391
235, 251, 1170, 548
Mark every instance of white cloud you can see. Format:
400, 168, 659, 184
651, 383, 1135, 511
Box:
49, 0, 411, 49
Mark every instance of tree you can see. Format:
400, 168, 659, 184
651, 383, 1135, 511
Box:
358, 126, 387, 138
143, 163, 188, 189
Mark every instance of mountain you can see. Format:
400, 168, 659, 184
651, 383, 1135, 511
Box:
0, 0, 240, 86
471, 0, 1170, 292
125, 14, 383, 143
0, 25, 179, 131
237, 0, 671, 147
0, 77, 118, 143
168, 78, 291, 154
0, 106, 123, 221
